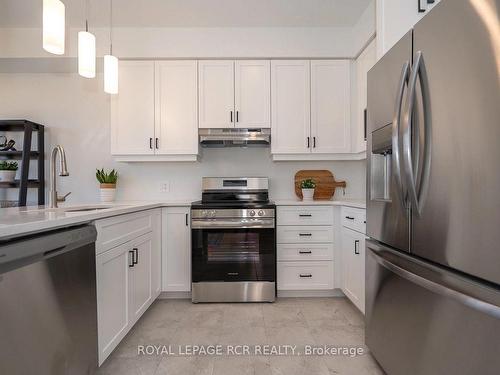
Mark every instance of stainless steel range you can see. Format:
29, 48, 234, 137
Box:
191, 177, 276, 303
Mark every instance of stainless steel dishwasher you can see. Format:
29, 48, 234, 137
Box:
0, 225, 98, 375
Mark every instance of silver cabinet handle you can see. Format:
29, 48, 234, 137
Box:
299, 250, 312, 254
299, 274, 312, 278
132, 247, 138, 265
307, 137, 310, 148
149, 137, 153, 149
354, 240, 360, 255
392, 61, 410, 210
299, 214, 312, 217
403, 51, 432, 217
299, 233, 312, 237
236, 111, 239, 122
128, 250, 134, 268
230, 111, 233, 123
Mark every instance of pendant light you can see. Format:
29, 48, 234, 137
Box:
43, 0, 65, 55
78, 0, 96, 78
104, 0, 119, 94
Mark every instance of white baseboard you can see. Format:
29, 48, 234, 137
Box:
277, 289, 345, 298
158, 291, 191, 299
158, 289, 346, 299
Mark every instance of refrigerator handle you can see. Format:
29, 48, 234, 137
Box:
392, 61, 410, 209
369, 242, 500, 319
403, 51, 432, 217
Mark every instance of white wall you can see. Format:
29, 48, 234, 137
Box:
0, 73, 366, 204
0, 25, 369, 60
376, 0, 441, 58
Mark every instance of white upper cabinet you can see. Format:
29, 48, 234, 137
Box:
198, 60, 234, 128
271, 60, 311, 154
111, 61, 155, 155
353, 40, 377, 153
234, 60, 271, 128
155, 61, 198, 155
311, 60, 351, 154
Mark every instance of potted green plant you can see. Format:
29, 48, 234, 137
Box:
300, 178, 316, 201
0, 161, 18, 183
96, 168, 118, 202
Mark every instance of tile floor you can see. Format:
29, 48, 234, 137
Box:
97, 297, 384, 375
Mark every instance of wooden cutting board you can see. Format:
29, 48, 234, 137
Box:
294, 170, 346, 200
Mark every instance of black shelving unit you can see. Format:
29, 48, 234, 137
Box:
0, 120, 45, 206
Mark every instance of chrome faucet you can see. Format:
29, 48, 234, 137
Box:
49, 145, 71, 208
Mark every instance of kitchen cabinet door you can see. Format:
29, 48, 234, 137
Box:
155, 61, 198, 155
234, 60, 270, 128
96, 242, 131, 365
129, 232, 153, 324
150, 209, 162, 298
198, 60, 234, 129
111, 60, 155, 155
271, 60, 311, 154
311, 60, 351, 154
353, 41, 377, 153
162, 207, 191, 292
341, 227, 365, 313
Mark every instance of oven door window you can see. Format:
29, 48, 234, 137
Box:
192, 228, 275, 282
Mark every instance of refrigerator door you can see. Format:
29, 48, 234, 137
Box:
366, 31, 412, 251
366, 240, 500, 375
408, 0, 500, 284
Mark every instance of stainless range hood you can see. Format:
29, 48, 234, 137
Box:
199, 128, 271, 148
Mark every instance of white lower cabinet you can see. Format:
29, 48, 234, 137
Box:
96, 209, 161, 366
341, 226, 366, 314
128, 233, 153, 323
277, 205, 335, 292
278, 261, 334, 290
96, 242, 130, 365
162, 207, 191, 292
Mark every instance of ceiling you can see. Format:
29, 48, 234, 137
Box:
0, 0, 372, 28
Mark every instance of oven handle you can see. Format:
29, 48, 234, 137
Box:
191, 218, 275, 229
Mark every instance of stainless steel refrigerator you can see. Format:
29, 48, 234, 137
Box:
366, 0, 500, 374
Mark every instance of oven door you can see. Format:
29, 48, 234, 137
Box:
191, 218, 276, 282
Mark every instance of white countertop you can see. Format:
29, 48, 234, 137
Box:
0, 201, 193, 240
0, 198, 365, 240
273, 199, 366, 209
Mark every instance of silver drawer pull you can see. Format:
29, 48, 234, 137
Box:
300, 274, 312, 278
299, 250, 312, 254
299, 233, 312, 237
227, 272, 239, 276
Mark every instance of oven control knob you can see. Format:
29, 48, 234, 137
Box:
258, 210, 265, 217
249, 210, 256, 217
201, 210, 208, 217
209, 210, 217, 218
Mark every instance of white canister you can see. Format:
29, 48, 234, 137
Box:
301, 188, 315, 201
100, 183, 116, 202
0, 170, 17, 183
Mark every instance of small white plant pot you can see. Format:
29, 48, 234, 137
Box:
302, 188, 315, 201
100, 184, 116, 202
0, 170, 17, 183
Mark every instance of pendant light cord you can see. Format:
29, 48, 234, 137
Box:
109, 0, 113, 55
85, 0, 89, 32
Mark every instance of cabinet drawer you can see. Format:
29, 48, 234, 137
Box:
277, 261, 334, 290
95, 209, 158, 255
277, 226, 333, 244
277, 243, 334, 261
341, 207, 366, 234
277, 206, 334, 226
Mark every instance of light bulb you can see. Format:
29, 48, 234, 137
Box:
104, 55, 119, 94
78, 31, 96, 78
43, 0, 65, 55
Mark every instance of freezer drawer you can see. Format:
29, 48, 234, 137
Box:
365, 240, 500, 375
